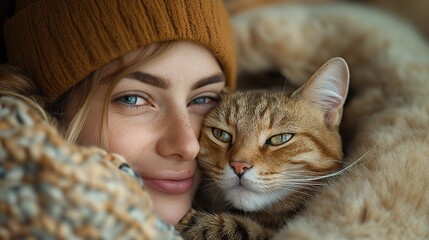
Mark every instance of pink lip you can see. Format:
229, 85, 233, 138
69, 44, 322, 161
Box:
144, 177, 194, 194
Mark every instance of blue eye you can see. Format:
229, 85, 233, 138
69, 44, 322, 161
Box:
119, 96, 138, 105
117, 95, 146, 106
190, 97, 210, 105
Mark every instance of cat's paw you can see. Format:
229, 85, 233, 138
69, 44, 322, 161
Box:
176, 209, 272, 240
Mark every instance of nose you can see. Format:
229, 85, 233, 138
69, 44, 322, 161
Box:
230, 161, 253, 177
156, 111, 200, 161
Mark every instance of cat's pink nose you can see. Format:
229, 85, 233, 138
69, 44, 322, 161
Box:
230, 161, 253, 176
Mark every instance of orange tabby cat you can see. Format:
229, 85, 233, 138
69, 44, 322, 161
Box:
230, 3, 429, 239
177, 57, 349, 239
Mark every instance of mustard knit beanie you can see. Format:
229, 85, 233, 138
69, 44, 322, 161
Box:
4, 0, 236, 101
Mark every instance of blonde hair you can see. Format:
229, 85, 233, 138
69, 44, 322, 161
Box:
56, 41, 174, 147
0, 65, 52, 123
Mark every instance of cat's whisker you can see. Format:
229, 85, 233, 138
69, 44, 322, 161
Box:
199, 163, 224, 174
282, 75, 289, 94
260, 170, 309, 180
343, 141, 381, 168
285, 181, 326, 186
264, 188, 297, 213
268, 178, 324, 187
275, 171, 314, 180
279, 182, 319, 192
213, 193, 224, 205
200, 182, 228, 207
280, 187, 316, 198
201, 182, 220, 192
271, 143, 378, 184
263, 181, 319, 197
223, 201, 235, 209
266, 188, 309, 215
328, 159, 344, 164
292, 143, 378, 182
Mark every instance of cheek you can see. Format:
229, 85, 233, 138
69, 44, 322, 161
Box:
190, 114, 205, 137
107, 117, 155, 166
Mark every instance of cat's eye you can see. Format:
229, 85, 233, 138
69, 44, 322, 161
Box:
265, 133, 293, 146
212, 128, 232, 142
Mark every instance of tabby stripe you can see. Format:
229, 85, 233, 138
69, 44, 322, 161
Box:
258, 103, 268, 119
302, 133, 339, 160
235, 221, 250, 240
300, 133, 341, 172
226, 107, 234, 126
202, 228, 210, 240
221, 230, 229, 240
268, 110, 276, 130
180, 214, 198, 233
218, 215, 230, 240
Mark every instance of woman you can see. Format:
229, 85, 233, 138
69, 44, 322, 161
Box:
2, 0, 236, 225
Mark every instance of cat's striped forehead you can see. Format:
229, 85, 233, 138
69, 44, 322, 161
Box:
206, 90, 297, 130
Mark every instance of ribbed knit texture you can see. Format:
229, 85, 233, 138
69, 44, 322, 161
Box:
4, 0, 236, 101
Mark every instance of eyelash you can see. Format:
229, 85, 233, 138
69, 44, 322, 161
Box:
188, 95, 220, 106
113, 92, 150, 110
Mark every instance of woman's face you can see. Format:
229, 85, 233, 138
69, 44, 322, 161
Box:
77, 41, 225, 224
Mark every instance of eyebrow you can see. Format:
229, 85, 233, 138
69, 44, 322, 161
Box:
191, 73, 225, 90
125, 72, 225, 90
126, 72, 170, 89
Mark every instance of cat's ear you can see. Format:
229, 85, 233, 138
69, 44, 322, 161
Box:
291, 57, 350, 128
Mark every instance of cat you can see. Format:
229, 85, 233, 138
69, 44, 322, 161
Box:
176, 57, 350, 240
228, 3, 429, 239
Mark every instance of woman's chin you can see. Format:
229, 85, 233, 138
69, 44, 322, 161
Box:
145, 180, 195, 225
151, 193, 193, 225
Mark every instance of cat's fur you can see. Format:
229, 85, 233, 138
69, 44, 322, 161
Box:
230, 3, 429, 239
357, 0, 429, 40
177, 57, 350, 239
